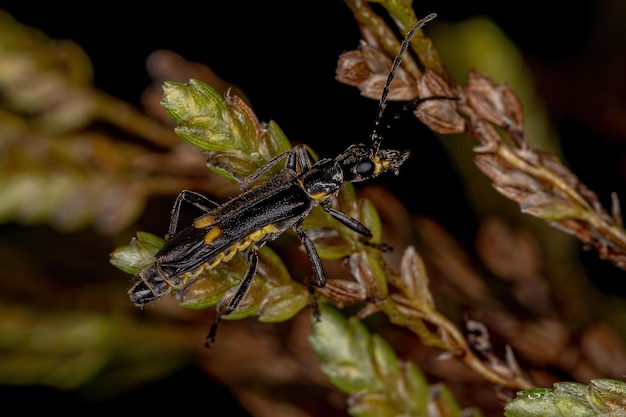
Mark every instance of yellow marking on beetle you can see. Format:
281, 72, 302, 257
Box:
178, 224, 281, 285
158, 267, 175, 286
203, 226, 223, 245
372, 156, 386, 176
298, 178, 333, 201
194, 215, 216, 229
310, 190, 333, 200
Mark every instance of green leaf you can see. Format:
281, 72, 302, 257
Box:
160, 79, 291, 182
309, 304, 380, 393
588, 379, 626, 414
255, 246, 310, 322
370, 334, 400, 387
310, 304, 478, 417
257, 285, 310, 323
263, 119, 292, 161
504, 379, 626, 417
109, 232, 164, 275
401, 362, 430, 416
176, 253, 250, 310
176, 246, 310, 322
161, 79, 235, 152
348, 393, 400, 417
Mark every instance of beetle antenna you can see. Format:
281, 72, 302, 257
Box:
370, 12, 437, 153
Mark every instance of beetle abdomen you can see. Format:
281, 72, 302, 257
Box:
128, 223, 282, 306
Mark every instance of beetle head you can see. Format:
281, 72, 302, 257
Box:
337, 143, 410, 182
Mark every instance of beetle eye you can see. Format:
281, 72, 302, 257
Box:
355, 160, 375, 176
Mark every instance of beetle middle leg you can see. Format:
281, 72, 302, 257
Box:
168, 190, 220, 237
293, 222, 327, 321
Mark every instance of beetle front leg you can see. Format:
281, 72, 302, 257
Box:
206, 149, 294, 191
205, 249, 259, 348
323, 205, 393, 251
241, 144, 314, 188
322, 205, 372, 238
289, 144, 315, 173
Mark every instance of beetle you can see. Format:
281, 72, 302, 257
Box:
128, 13, 438, 347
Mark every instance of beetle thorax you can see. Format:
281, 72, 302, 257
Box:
298, 158, 344, 201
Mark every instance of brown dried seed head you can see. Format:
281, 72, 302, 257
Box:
316, 279, 367, 307
414, 69, 465, 134
336, 43, 418, 100
465, 70, 524, 137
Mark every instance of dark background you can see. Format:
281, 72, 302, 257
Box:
2, 0, 624, 413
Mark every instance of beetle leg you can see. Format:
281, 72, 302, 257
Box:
322, 205, 373, 238
359, 239, 393, 252
308, 285, 321, 322
294, 222, 325, 321
240, 145, 315, 189
396, 95, 458, 124
290, 144, 315, 173
205, 153, 247, 183
294, 223, 326, 287
239, 150, 294, 189
205, 249, 259, 348
322, 205, 395, 253
207, 145, 315, 192
168, 190, 219, 237
206, 150, 297, 188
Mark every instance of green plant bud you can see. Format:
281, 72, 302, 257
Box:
161, 79, 239, 152
109, 231, 164, 275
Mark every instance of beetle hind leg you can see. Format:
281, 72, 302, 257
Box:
205, 250, 260, 348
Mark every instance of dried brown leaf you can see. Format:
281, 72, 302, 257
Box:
414, 69, 465, 134
474, 153, 580, 217
465, 70, 524, 144
317, 279, 367, 307
348, 251, 389, 301
474, 149, 626, 268
335, 42, 418, 100
399, 246, 435, 310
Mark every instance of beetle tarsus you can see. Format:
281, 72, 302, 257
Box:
309, 285, 321, 322
205, 316, 220, 348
